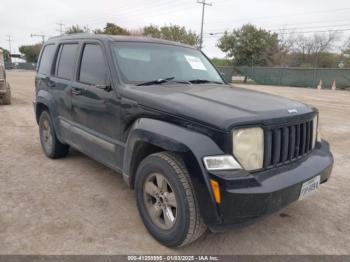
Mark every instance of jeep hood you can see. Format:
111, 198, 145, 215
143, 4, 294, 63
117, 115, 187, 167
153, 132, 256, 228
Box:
124, 84, 315, 131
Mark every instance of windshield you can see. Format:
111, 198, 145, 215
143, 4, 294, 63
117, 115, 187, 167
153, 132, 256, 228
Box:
111, 42, 224, 85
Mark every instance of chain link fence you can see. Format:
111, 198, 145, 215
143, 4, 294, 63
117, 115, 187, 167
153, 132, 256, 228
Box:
216, 65, 350, 89
216, 66, 236, 83
236, 66, 350, 89
5, 62, 36, 70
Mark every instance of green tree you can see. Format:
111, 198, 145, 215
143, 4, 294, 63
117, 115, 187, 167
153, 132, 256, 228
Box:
287, 32, 339, 67
211, 58, 233, 67
143, 25, 161, 38
19, 43, 42, 63
143, 25, 200, 46
94, 23, 130, 35
317, 52, 338, 68
65, 25, 89, 34
343, 37, 350, 55
0, 47, 11, 62
217, 24, 280, 66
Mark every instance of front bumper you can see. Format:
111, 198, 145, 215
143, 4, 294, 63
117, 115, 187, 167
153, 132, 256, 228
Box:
207, 140, 333, 232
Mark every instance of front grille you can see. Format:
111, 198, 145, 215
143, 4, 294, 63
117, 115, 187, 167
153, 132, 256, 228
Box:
264, 118, 314, 168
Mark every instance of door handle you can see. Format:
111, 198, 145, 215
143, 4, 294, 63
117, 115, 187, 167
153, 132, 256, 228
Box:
48, 80, 55, 88
44, 76, 55, 88
71, 87, 82, 95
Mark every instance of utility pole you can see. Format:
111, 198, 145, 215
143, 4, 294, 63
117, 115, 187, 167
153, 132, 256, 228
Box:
6, 35, 12, 54
56, 21, 65, 35
197, 0, 212, 50
30, 34, 46, 44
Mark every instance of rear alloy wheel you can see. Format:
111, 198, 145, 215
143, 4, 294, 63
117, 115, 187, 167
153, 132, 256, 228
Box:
39, 111, 69, 158
42, 118, 53, 152
135, 152, 207, 247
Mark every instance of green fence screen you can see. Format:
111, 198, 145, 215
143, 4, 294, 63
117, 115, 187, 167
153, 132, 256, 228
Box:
216, 66, 235, 83
236, 66, 350, 88
5, 62, 36, 70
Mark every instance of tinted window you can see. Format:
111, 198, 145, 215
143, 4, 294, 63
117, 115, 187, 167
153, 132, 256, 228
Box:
38, 45, 56, 75
79, 44, 108, 85
56, 44, 78, 80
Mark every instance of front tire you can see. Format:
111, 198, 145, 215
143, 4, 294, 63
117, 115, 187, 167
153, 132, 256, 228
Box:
135, 152, 206, 247
39, 111, 69, 158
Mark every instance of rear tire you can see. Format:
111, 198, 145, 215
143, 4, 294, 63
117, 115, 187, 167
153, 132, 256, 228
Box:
2, 84, 11, 105
135, 152, 207, 247
39, 110, 69, 158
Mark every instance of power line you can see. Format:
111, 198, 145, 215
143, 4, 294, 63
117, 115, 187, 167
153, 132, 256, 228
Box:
56, 21, 65, 35
30, 34, 46, 44
273, 19, 350, 28
202, 6, 350, 26
6, 35, 12, 54
197, 0, 212, 49
278, 28, 350, 35
205, 23, 350, 35
204, 28, 350, 39
274, 24, 350, 32
81, 0, 198, 27
205, 19, 350, 33
66, 3, 350, 40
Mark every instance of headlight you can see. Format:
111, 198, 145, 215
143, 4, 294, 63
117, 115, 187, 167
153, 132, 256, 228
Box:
317, 130, 321, 142
203, 155, 241, 171
312, 115, 321, 148
232, 127, 264, 171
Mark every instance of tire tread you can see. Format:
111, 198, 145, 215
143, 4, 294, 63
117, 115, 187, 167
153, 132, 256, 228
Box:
152, 152, 207, 246
39, 110, 69, 159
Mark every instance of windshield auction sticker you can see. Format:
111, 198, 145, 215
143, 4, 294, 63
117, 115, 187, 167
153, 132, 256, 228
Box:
184, 55, 207, 71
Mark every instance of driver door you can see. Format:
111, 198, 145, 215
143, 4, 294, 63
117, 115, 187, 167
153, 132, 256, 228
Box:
70, 41, 122, 169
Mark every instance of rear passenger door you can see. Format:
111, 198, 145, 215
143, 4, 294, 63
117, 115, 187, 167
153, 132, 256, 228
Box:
35, 43, 57, 108
71, 42, 121, 169
49, 42, 79, 140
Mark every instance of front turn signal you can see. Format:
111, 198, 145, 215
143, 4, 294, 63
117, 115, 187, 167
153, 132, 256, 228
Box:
210, 179, 221, 204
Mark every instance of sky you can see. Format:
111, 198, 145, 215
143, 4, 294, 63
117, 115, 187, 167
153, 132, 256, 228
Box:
1, 0, 350, 58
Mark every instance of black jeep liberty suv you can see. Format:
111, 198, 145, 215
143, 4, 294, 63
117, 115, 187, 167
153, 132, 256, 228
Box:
34, 34, 333, 247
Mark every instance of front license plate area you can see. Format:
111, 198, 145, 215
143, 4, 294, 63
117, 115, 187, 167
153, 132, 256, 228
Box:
299, 176, 320, 200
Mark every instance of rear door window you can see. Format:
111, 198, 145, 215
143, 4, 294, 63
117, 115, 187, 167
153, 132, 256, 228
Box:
79, 44, 108, 85
56, 43, 78, 80
38, 44, 56, 75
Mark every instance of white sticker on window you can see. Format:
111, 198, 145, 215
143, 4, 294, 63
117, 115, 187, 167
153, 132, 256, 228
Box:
184, 55, 207, 71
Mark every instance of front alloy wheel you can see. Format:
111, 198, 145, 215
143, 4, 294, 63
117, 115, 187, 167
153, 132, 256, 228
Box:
135, 152, 206, 247
143, 173, 178, 230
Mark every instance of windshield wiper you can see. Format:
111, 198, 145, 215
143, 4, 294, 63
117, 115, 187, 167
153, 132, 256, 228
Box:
137, 77, 191, 86
188, 79, 224, 85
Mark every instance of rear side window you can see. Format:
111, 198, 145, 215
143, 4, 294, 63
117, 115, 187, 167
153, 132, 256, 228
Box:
38, 45, 56, 75
56, 44, 78, 80
79, 44, 108, 85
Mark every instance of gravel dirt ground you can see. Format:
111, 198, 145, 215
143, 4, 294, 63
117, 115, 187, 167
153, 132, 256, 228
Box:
0, 70, 349, 255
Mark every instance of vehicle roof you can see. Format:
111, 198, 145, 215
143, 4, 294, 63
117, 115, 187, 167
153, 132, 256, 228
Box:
46, 33, 196, 49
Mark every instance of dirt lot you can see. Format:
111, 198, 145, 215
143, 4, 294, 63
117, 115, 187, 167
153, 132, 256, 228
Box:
0, 70, 349, 254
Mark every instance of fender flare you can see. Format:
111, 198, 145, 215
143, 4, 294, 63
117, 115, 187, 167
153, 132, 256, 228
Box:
123, 118, 225, 224
35, 89, 64, 141
35, 89, 54, 119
